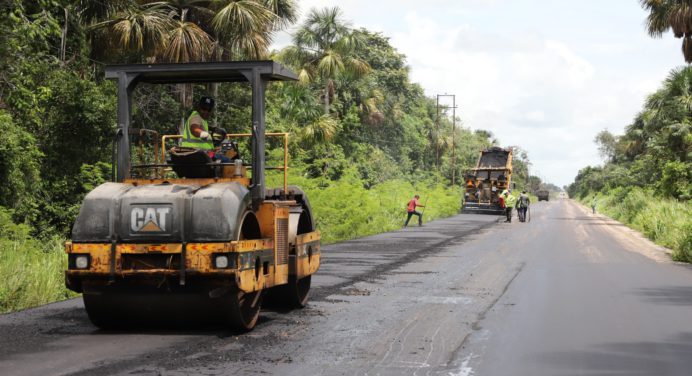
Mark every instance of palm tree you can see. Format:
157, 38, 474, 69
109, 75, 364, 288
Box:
300, 115, 339, 146
642, 66, 692, 162
641, 0, 692, 63
81, 1, 173, 63
281, 7, 370, 114
83, 0, 297, 63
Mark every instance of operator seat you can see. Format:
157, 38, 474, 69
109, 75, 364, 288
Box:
168, 146, 216, 179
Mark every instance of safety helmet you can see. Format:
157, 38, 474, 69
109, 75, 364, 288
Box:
199, 96, 215, 110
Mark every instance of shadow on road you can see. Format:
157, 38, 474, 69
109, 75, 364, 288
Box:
550, 217, 604, 221
634, 286, 692, 306
536, 332, 692, 376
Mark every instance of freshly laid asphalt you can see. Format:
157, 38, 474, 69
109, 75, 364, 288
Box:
1, 199, 691, 376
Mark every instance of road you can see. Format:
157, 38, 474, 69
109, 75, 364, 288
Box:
1, 199, 691, 375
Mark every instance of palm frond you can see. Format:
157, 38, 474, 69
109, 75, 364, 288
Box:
228, 31, 271, 59
345, 57, 371, 77
301, 115, 339, 145
162, 20, 212, 63
109, 4, 174, 56
212, 0, 276, 37
317, 51, 344, 78
262, 0, 298, 30
298, 68, 312, 85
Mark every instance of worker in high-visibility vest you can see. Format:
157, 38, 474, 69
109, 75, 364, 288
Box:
182, 96, 215, 150
181, 96, 230, 163
502, 189, 516, 223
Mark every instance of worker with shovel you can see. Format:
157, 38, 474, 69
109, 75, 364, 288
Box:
404, 194, 426, 227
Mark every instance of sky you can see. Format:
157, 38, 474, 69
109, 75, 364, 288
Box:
273, 0, 682, 188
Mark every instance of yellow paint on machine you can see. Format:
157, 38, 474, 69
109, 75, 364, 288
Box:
294, 232, 321, 278
64, 229, 321, 292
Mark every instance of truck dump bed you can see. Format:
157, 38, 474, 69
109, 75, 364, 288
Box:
461, 147, 513, 215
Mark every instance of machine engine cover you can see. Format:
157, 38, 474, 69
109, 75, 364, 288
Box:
72, 182, 251, 243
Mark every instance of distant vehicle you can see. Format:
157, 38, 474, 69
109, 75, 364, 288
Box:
537, 190, 550, 201
559, 192, 567, 199
461, 147, 513, 214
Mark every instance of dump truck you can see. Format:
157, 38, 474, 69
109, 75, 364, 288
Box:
461, 147, 513, 214
64, 61, 320, 330
536, 190, 550, 201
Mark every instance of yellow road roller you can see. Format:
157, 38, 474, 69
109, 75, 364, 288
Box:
64, 61, 320, 330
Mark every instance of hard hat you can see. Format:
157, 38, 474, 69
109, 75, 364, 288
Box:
199, 96, 215, 110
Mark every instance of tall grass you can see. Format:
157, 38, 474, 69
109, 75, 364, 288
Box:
269, 169, 461, 244
583, 187, 692, 262
0, 209, 76, 313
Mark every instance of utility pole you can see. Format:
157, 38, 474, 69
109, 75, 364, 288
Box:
435, 96, 440, 173
436, 94, 457, 185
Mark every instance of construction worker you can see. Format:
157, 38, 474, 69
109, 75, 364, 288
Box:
181, 96, 230, 163
404, 194, 425, 227
517, 190, 530, 222
502, 189, 516, 222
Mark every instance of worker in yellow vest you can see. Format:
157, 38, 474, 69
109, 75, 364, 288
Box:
502, 189, 516, 223
181, 96, 230, 163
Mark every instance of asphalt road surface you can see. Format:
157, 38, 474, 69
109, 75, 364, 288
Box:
1, 199, 691, 376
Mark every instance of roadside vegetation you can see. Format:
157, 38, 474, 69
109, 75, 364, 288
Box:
580, 189, 691, 262
0, 209, 75, 314
568, 66, 692, 262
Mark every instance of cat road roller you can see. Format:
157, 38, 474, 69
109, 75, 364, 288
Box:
64, 61, 320, 330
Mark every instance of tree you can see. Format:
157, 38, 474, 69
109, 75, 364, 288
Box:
281, 7, 370, 114
84, 0, 297, 64
0, 111, 42, 224
641, 0, 692, 63
594, 129, 617, 163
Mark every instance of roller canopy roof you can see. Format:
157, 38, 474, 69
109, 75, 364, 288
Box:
104, 60, 298, 84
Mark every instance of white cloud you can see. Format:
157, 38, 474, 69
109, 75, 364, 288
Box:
524, 110, 545, 122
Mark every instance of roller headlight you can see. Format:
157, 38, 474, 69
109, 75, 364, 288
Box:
215, 255, 229, 269
75, 255, 89, 269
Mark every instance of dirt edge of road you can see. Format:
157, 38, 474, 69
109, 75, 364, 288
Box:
570, 199, 674, 263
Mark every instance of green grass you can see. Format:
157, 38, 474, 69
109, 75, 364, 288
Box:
0, 209, 76, 314
268, 170, 461, 244
582, 188, 692, 262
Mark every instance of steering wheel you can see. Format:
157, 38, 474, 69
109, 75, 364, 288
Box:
210, 127, 228, 148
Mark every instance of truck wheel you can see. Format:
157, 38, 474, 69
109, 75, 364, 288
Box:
264, 274, 311, 310
227, 289, 262, 331
289, 275, 311, 308
83, 294, 119, 329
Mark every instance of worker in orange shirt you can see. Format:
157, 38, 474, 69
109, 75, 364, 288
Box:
404, 194, 425, 227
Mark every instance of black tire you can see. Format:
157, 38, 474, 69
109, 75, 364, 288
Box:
226, 289, 262, 331
289, 275, 311, 308
269, 275, 311, 309
83, 294, 121, 329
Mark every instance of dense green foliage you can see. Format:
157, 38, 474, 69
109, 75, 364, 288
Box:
568, 66, 691, 257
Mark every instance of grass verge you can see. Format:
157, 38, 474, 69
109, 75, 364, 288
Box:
0, 209, 76, 314
581, 187, 691, 262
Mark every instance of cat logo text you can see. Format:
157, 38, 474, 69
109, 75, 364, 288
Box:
130, 207, 171, 233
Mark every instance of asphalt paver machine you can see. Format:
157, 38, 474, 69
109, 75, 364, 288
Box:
461, 147, 513, 215
64, 61, 320, 330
